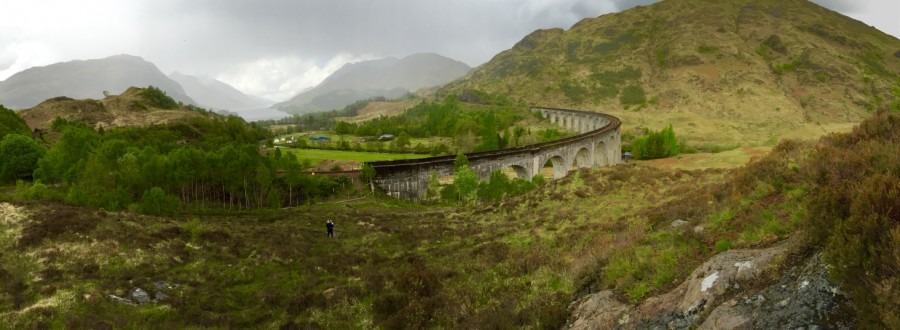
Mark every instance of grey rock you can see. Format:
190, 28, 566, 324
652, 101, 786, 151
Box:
153, 280, 174, 291
698, 254, 856, 329
108, 294, 135, 306
131, 287, 151, 304
671, 219, 690, 228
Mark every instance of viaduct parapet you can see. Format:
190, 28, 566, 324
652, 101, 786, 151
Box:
368, 107, 622, 200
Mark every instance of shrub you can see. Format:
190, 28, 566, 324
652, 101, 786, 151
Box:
140, 187, 179, 215
619, 85, 647, 105
0, 134, 45, 182
631, 124, 680, 160
714, 238, 733, 252
697, 44, 718, 54
804, 111, 900, 328
0, 104, 30, 140
359, 164, 376, 183
141, 86, 179, 109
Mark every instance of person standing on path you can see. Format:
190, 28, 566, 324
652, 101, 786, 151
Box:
326, 220, 335, 238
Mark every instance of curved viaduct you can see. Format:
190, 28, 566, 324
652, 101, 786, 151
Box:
368, 107, 622, 200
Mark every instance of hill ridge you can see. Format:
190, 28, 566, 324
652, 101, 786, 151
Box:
442, 0, 900, 146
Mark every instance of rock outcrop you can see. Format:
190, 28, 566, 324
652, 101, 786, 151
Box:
568, 242, 855, 329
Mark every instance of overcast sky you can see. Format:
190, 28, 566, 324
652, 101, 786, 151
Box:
1, 0, 897, 102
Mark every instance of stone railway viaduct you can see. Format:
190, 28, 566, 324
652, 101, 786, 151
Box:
368, 107, 622, 200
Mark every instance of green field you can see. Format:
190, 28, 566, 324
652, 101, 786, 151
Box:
281, 148, 429, 164
277, 132, 452, 148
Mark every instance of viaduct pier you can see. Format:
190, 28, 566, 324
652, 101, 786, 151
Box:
368, 107, 622, 200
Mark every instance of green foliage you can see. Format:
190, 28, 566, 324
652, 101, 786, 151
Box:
714, 239, 733, 252
761, 34, 787, 54
34, 121, 101, 183
14, 180, 63, 201
359, 164, 376, 183
619, 85, 647, 105
181, 218, 204, 242
560, 79, 588, 103
531, 174, 546, 186
604, 230, 702, 301
697, 44, 718, 54
298, 98, 524, 154
0, 134, 45, 182
803, 111, 900, 328
630, 124, 681, 160
140, 187, 178, 215
591, 31, 637, 54
0, 104, 30, 140
453, 167, 478, 205
537, 128, 564, 142
21, 113, 349, 211
890, 78, 900, 113
656, 47, 670, 66
477, 170, 537, 202
141, 86, 179, 109
453, 153, 469, 170
772, 58, 803, 75
589, 66, 642, 100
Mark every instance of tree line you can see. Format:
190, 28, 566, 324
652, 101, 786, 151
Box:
2, 109, 351, 214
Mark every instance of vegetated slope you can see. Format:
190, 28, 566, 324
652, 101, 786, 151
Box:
0, 105, 30, 139
275, 53, 471, 115
17, 87, 210, 131
0, 112, 897, 328
168, 72, 268, 111
442, 0, 900, 146
569, 111, 900, 328
0, 54, 194, 109
333, 100, 419, 123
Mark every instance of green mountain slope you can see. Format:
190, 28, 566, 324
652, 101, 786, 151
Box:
443, 0, 900, 145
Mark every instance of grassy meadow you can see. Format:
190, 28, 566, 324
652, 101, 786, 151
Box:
280, 148, 429, 165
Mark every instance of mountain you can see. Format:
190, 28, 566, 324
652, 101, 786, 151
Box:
442, 0, 900, 146
168, 72, 269, 110
0, 54, 194, 109
275, 53, 471, 114
17, 86, 210, 131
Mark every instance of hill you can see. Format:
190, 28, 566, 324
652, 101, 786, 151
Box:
442, 0, 900, 146
0, 54, 194, 109
168, 72, 268, 111
275, 53, 471, 114
17, 86, 211, 131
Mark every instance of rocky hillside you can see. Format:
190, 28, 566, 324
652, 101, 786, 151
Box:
168, 72, 268, 111
276, 53, 471, 115
0, 55, 194, 109
442, 0, 900, 145
17, 87, 210, 131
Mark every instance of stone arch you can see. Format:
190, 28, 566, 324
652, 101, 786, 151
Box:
594, 141, 609, 166
503, 164, 530, 181
542, 155, 568, 179
572, 147, 591, 169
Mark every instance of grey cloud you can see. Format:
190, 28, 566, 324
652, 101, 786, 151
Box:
610, 0, 660, 11
810, 0, 865, 13
133, 0, 618, 73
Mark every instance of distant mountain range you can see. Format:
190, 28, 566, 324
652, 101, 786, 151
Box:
0, 54, 194, 109
168, 72, 270, 110
275, 53, 471, 114
0, 54, 271, 117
